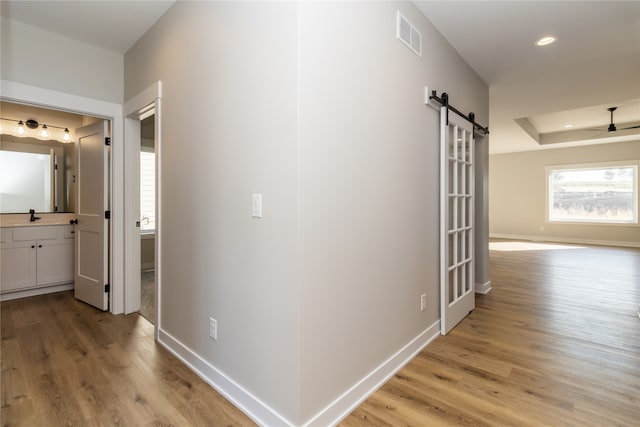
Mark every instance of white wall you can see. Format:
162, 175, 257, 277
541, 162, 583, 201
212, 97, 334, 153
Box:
297, 2, 487, 420
0, 17, 123, 104
125, 1, 488, 425
490, 140, 640, 246
125, 1, 300, 422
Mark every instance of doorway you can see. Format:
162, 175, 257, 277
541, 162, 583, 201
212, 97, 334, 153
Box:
139, 114, 156, 323
0, 99, 112, 310
122, 81, 161, 336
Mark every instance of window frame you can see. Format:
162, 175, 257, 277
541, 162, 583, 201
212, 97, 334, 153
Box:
545, 160, 639, 226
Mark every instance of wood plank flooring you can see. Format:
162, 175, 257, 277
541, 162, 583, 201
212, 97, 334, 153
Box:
2, 240, 639, 426
341, 240, 640, 426
1, 291, 253, 426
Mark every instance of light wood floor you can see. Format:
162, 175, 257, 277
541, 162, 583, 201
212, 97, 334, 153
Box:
1, 291, 252, 426
2, 241, 639, 426
341, 240, 640, 426
140, 269, 155, 324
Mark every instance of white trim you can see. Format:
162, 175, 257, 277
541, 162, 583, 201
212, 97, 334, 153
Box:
124, 82, 161, 117
158, 328, 295, 427
305, 320, 441, 427
475, 280, 492, 295
0, 283, 73, 301
490, 233, 640, 248
123, 82, 162, 343
1, 79, 125, 314
545, 160, 639, 225
158, 321, 440, 427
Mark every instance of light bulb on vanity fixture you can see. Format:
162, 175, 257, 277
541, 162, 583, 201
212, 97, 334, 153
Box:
0, 117, 72, 141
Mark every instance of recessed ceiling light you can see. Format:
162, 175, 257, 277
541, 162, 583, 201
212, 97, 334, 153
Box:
564, 124, 573, 128
535, 36, 556, 46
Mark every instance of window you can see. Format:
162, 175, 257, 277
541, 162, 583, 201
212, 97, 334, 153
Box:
547, 162, 638, 224
140, 149, 155, 232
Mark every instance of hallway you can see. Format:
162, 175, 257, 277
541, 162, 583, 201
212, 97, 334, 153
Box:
2, 241, 639, 425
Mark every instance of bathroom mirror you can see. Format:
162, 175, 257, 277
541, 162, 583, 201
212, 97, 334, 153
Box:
0, 134, 76, 213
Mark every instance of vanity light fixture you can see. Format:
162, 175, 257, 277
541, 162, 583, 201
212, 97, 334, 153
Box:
535, 36, 556, 46
0, 117, 73, 142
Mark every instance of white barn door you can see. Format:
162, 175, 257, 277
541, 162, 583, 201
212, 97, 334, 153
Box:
440, 107, 475, 335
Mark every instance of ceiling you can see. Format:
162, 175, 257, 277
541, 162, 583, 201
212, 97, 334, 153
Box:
416, 1, 640, 153
2, 1, 639, 154
0, 1, 175, 54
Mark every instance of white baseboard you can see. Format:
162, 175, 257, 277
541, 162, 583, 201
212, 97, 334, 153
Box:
306, 320, 441, 427
158, 320, 441, 427
475, 280, 492, 295
490, 233, 640, 248
0, 283, 73, 301
158, 329, 293, 426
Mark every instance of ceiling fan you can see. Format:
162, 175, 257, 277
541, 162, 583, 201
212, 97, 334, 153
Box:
590, 106, 640, 133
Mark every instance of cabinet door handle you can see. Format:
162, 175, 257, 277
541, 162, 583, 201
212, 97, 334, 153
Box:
70, 219, 78, 225
31, 245, 35, 249
38, 245, 42, 248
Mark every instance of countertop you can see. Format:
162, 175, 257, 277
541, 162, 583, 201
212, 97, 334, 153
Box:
0, 213, 76, 228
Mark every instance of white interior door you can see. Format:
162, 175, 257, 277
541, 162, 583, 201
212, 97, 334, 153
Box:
440, 107, 475, 335
74, 121, 109, 310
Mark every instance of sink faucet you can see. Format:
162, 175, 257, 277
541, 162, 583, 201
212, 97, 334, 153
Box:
29, 209, 41, 222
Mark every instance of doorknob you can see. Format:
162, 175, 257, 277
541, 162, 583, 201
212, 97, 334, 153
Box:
70, 219, 78, 225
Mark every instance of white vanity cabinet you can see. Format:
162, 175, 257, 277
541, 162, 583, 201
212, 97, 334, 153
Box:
0, 225, 74, 295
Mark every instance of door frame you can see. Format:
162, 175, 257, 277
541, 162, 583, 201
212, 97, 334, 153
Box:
1, 79, 125, 313
123, 81, 162, 338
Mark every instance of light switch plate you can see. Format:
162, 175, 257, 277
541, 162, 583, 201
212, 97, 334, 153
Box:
252, 194, 263, 218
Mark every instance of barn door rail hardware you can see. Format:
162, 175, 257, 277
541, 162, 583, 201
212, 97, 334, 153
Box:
429, 90, 489, 136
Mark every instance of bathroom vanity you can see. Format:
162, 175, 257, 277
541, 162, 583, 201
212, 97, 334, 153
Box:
0, 214, 75, 301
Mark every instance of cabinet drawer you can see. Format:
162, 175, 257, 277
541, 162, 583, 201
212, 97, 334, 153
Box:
64, 225, 75, 239
12, 227, 58, 242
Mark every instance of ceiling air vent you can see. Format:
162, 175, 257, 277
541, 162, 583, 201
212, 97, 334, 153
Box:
397, 11, 422, 57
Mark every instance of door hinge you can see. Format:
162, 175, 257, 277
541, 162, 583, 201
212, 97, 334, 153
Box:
54, 164, 58, 170
105, 284, 110, 293
105, 210, 111, 219
105, 137, 111, 146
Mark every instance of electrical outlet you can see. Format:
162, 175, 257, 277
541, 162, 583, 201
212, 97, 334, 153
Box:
420, 293, 427, 311
209, 317, 217, 340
